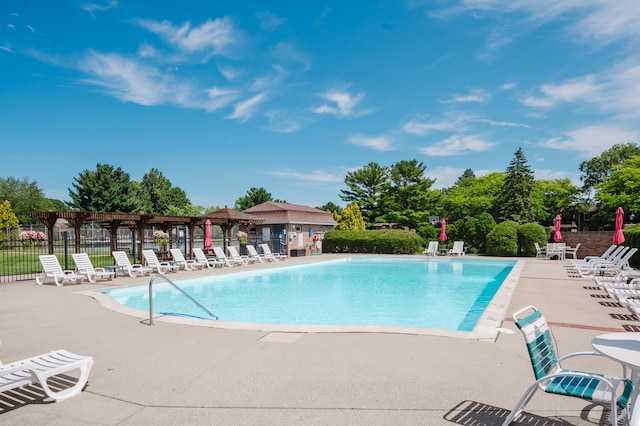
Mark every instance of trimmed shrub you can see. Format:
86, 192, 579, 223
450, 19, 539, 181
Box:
486, 220, 519, 256
323, 230, 424, 254
517, 223, 548, 256
623, 224, 640, 268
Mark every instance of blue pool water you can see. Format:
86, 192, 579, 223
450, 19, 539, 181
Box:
101, 257, 515, 331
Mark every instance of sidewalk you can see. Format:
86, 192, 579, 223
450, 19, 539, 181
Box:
0, 256, 636, 425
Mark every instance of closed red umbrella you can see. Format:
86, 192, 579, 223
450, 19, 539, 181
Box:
613, 207, 625, 245
204, 219, 212, 249
553, 214, 562, 242
439, 219, 447, 242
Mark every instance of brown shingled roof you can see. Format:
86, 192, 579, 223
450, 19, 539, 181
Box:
244, 202, 337, 226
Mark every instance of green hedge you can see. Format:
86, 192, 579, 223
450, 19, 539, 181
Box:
323, 230, 424, 254
486, 221, 519, 256
623, 224, 640, 268
517, 223, 547, 256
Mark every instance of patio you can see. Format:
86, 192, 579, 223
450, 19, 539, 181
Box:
0, 255, 636, 425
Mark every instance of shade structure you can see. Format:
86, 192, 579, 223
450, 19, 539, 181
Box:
204, 219, 212, 249
203, 206, 264, 253
439, 219, 447, 242
553, 214, 562, 242
613, 207, 625, 245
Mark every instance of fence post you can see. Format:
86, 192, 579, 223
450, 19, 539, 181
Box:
132, 230, 137, 262
63, 231, 69, 269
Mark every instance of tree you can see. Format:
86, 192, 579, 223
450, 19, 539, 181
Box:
456, 168, 476, 184
340, 162, 389, 223
439, 172, 504, 221
0, 177, 53, 224
235, 187, 273, 210
594, 155, 640, 221
137, 168, 191, 215
318, 202, 343, 216
377, 160, 437, 229
0, 200, 19, 240
336, 203, 366, 231
531, 178, 583, 224
68, 163, 139, 213
579, 142, 640, 194
495, 148, 535, 223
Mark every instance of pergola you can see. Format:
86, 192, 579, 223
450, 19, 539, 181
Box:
29, 210, 262, 261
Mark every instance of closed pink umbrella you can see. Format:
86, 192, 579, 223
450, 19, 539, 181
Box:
553, 214, 562, 242
439, 219, 447, 242
204, 219, 212, 249
613, 207, 625, 245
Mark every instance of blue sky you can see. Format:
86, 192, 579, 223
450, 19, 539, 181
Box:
2, 1, 639, 210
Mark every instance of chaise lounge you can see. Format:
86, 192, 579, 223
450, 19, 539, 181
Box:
36, 255, 86, 286
0, 349, 94, 402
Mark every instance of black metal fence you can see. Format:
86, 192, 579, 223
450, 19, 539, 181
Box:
0, 232, 222, 283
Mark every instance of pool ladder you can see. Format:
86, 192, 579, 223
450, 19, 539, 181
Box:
147, 274, 218, 326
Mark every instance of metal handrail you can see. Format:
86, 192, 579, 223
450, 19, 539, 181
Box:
148, 273, 218, 326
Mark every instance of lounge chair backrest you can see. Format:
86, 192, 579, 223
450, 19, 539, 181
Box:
260, 243, 274, 255
227, 246, 242, 258
193, 248, 208, 262
213, 246, 227, 259
71, 253, 95, 273
113, 251, 133, 268
39, 255, 63, 274
615, 247, 638, 267
170, 248, 187, 263
425, 241, 438, 255
142, 249, 161, 266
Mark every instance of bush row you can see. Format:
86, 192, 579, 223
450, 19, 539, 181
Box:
323, 230, 423, 254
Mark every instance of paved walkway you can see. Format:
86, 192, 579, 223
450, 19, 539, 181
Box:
0, 255, 637, 425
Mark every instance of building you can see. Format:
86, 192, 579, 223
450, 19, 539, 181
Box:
243, 202, 338, 257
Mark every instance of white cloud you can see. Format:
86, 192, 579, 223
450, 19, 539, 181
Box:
268, 169, 344, 183
537, 123, 639, 158
204, 87, 238, 112
420, 134, 495, 156
0, 46, 13, 53
271, 42, 311, 70
228, 92, 268, 122
81, 0, 118, 18
403, 119, 457, 136
265, 110, 301, 133
313, 86, 366, 118
440, 88, 490, 104
136, 17, 237, 57
218, 64, 241, 80
255, 11, 287, 31
348, 135, 395, 151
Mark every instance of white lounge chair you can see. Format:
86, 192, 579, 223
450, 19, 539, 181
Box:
576, 247, 637, 277
170, 248, 203, 271
0, 349, 94, 402
504, 305, 632, 425
112, 251, 153, 277
192, 248, 224, 269
71, 253, 114, 283
228, 246, 253, 264
246, 244, 272, 262
260, 243, 286, 261
213, 246, 244, 266
36, 255, 86, 286
448, 241, 465, 256
423, 241, 438, 256
142, 249, 178, 273
571, 244, 618, 265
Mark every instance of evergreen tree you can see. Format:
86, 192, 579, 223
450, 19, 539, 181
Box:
234, 187, 273, 210
137, 168, 190, 215
496, 148, 535, 223
340, 162, 389, 223
68, 163, 139, 213
337, 203, 366, 230
456, 168, 476, 184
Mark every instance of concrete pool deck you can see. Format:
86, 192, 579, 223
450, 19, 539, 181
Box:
0, 255, 637, 425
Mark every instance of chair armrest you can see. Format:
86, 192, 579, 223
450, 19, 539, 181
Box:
559, 351, 628, 378
63, 270, 76, 275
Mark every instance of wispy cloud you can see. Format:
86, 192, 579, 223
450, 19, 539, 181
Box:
255, 11, 287, 31
403, 118, 457, 136
265, 110, 301, 133
313, 86, 367, 118
271, 42, 311, 70
440, 88, 490, 104
268, 168, 344, 183
0, 46, 13, 53
420, 134, 495, 156
136, 17, 238, 57
228, 92, 268, 122
81, 0, 118, 18
537, 123, 639, 158
348, 135, 395, 151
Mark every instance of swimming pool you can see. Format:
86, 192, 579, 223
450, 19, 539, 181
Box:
97, 256, 519, 336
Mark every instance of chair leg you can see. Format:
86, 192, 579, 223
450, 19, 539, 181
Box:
502, 384, 540, 425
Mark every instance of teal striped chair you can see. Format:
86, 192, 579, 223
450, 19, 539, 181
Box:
503, 305, 633, 425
